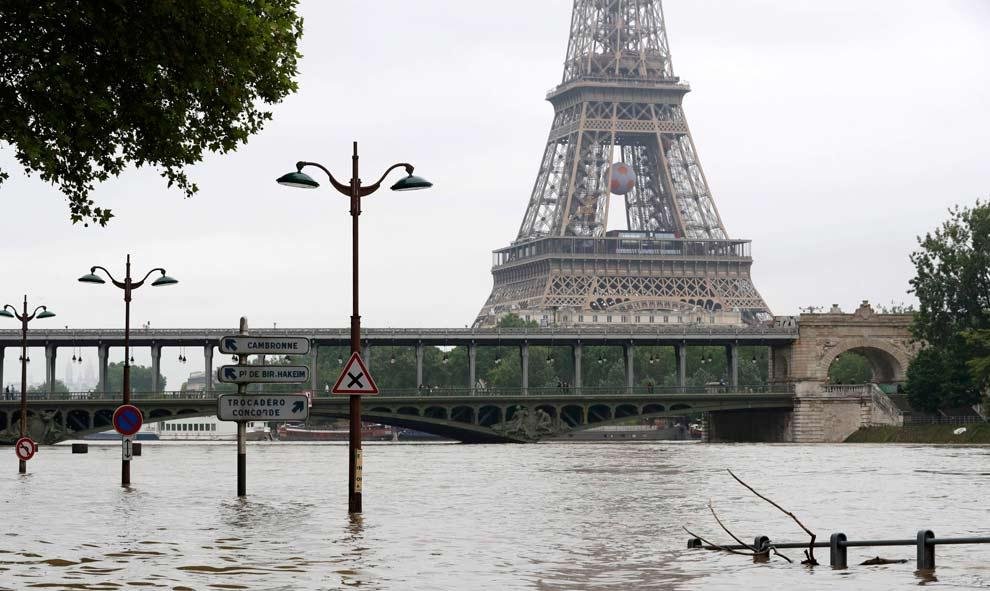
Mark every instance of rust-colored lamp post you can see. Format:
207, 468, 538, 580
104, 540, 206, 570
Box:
78, 255, 177, 486
277, 142, 431, 513
0, 296, 56, 474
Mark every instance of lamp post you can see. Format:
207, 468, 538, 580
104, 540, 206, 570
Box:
78, 255, 177, 486
1, 296, 56, 474
277, 141, 431, 513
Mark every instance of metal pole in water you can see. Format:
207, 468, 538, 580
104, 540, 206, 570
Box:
237, 317, 248, 497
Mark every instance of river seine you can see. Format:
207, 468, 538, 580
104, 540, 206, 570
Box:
1, 442, 987, 590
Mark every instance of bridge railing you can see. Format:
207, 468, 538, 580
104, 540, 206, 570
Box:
3, 384, 795, 402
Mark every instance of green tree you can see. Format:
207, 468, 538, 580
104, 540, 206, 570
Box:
29, 379, 69, 394
906, 201, 990, 410
106, 362, 166, 393
828, 352, 873, 384
0, 1, 303, 225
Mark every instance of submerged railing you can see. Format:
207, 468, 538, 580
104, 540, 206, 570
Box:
688, 530, 990, 571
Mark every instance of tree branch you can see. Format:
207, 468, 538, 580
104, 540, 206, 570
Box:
726, 469, 819, 565
681, 526, 755, 557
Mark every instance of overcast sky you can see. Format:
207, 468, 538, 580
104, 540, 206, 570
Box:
2, 0, 988, 389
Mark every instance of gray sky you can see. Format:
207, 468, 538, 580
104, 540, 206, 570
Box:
2, 0, 988, 389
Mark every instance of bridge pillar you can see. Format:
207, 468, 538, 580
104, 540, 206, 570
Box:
0, 346, 4, 391
675, 344, 687, 388
363, 342, 371, 366
726, 344, 739, 388
150, 344, 161, 394
415, 342, 424, 388
45, 344, 56, 393
624, 343, 635, 393
573, 343, 582, 395
204, 345, 213, 392
310, 345, 319, 394
468, 343, 477, 394
520, 343, 529, 395
98, 345, 108, 395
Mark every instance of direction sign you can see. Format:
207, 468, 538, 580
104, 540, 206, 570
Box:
219, 336, 310, 356
113, 404, 144, 437
217, 365, 310, 384
331, 353, 379, 395
217, 394, 311, 422
14, 437, 36, 461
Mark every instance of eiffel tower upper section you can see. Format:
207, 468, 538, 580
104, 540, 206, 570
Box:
476, 0, 769, 328
517, 0, 726, 241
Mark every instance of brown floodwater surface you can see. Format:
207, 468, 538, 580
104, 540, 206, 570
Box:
1, 442, 988, 590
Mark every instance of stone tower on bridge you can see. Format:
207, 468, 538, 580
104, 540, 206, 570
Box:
476, 0, 770, 328
774, 301, 918, 385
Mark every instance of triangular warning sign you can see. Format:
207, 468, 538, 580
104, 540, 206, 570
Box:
331, 352, 380, 395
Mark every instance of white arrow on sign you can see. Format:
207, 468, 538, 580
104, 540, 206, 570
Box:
331, 353, 379, 395
219, 336, 311, 356
217, 365, 310, 384
217, 394, 311, 422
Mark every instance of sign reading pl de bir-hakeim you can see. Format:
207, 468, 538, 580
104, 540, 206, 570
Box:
217, 365, 310, 384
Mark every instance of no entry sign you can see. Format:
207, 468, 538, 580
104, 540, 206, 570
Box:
14, 437, 37, 461
113, 404, 144, 437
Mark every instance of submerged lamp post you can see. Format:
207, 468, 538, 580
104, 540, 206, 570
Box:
0, 296, 55, 474
78, 255, 177, 486
277, 142, 431, 514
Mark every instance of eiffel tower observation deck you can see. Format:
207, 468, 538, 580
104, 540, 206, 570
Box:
475, 0, 771, 328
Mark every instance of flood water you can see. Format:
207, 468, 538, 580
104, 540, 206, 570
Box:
1, 441, 988, 590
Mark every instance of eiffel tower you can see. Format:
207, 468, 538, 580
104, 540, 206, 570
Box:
475, 0, 771, 328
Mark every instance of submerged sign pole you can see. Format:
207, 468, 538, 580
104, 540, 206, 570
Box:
217, 320, 312, 498
236, 317, 248, 497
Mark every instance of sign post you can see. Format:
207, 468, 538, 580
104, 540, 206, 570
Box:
331, 352, 379, 504
219, 319, 310, 497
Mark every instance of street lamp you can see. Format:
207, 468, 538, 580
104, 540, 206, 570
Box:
1, 296, 55, 474
78, 254, 177, 486
277, 141, 431, 514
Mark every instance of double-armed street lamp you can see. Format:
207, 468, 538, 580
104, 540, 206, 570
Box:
277, 141, 431, 514
0, 296, 56, 474
78, 255, 178, 486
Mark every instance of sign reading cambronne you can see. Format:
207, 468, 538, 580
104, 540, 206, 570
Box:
217, 394, 311, 422
219, 336, 311, 356
217, 365, 310, 384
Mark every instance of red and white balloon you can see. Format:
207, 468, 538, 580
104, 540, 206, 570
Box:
608, 162, 636, 195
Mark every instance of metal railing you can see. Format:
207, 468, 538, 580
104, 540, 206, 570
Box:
688, 529, 990, 571
903, 415, 988, 425
2, 384, 795, 402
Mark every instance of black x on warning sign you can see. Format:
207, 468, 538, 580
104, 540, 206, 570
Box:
331, 352, 380, 395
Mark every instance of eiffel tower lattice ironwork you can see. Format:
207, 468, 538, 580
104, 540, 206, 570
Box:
475, 0, 771, 328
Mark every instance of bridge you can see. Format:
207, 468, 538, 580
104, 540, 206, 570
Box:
0, 304, 916, 443
0, 385, 795, 444
0, 324, 799, 396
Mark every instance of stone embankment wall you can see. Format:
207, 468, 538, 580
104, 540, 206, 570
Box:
791, 382, 903, 443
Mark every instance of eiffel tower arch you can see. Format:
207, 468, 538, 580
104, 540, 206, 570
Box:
476, 0, 771, 328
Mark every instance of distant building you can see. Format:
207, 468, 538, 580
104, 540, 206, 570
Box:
182, 371, 207, 392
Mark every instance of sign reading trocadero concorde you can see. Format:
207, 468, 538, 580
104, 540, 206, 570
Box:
219, 336, 311, 356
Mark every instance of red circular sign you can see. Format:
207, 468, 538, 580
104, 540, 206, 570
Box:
112, 404, 144, 436
14, 437, 37, 461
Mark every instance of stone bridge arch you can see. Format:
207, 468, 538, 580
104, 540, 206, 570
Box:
780, 301, 917, 384
820, 338, 911, 383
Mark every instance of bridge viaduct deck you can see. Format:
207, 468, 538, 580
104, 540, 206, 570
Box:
0, 386, 795, 444
0, 326, 798, 396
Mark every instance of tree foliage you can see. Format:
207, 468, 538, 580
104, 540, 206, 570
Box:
906, 201, 990, 411
0, 1, 303, 225
106, 362, 166, 393
828, 352, 873, 384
